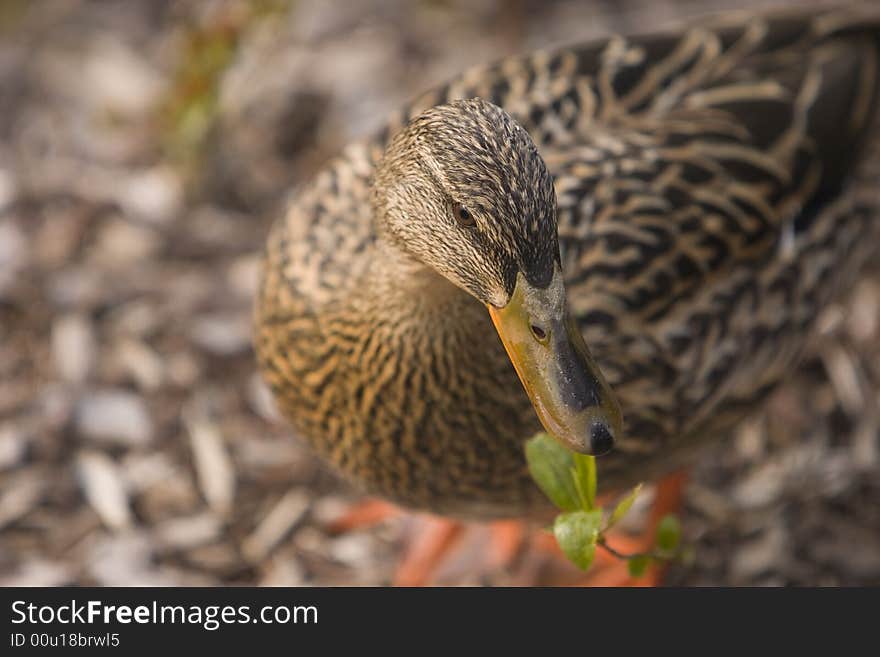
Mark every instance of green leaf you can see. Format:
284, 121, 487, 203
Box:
656, 514, 681, 553
525, 433, 581, 511
627, 555, 651, 578
607, 484, 643, 529
573, 453, 597, 510
553, 510, 603, 571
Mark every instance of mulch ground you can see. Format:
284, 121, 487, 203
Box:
1, 0, 877, 587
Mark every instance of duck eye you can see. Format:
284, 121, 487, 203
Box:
453, 203, 475, 227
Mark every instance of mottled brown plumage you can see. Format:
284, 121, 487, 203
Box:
256, 7, 880, 520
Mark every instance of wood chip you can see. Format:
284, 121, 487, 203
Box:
189, 314, 252, 356
730, 527, 788, 581
732, 460, 785, 509
155, 512, 222, 550
51, 313, 96, 384
821, 345, 865, 416
0, 166, 16, 209
118, 167, 182, 224
166, 351, 202, 387
137, 473, 201, 521
121, 451, 178, 493
184, 544, 242, 574
0, 470, 46, 529
247, 372, 282, 422
228, 253, 262, 299
114, 338, 164, 391
259, 555, 306, 586
76, 450, 132, 531
0, 424, 27, 470
0, 559, 73, 587
852, 413, 879, 469
87, 532, 171, 586
242, 489, 309, 563
185, 408, 235, 515
75, 389, 154, 446
92, 217, 161, 266
848, 280, 879, 342
734, 416, 765, 460
0, 219, 26, 299
328, 533, 375, 568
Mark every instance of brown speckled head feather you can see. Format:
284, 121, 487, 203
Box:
372, 99, 559, 304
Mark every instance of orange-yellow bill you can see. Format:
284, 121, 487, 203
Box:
488, 269, 623, 455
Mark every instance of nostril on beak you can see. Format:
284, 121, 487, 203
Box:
589, 422, 614, 456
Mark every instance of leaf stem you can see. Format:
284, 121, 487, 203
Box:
596, 536, 671, 563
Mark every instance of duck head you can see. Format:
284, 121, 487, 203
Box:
372, 98, 622, 456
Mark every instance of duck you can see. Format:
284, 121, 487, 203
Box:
255, 6, 880, 584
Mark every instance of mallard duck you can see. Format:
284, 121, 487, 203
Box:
255, 7, 880, 583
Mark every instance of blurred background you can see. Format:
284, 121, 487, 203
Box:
1, 0, 878, 586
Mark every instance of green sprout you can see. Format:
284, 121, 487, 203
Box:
159, 0, 292, 180
525, 433, 687, 577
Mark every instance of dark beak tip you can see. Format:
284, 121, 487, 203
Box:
589, 422, 615, 456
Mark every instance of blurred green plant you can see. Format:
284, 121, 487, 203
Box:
0, 0, 29, 34
525, 433, 688, 577
159, 0, 291, 180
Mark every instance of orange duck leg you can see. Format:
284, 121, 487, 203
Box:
326, 471, 687, 587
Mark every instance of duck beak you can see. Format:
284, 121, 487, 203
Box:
488, 269, 623, 455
